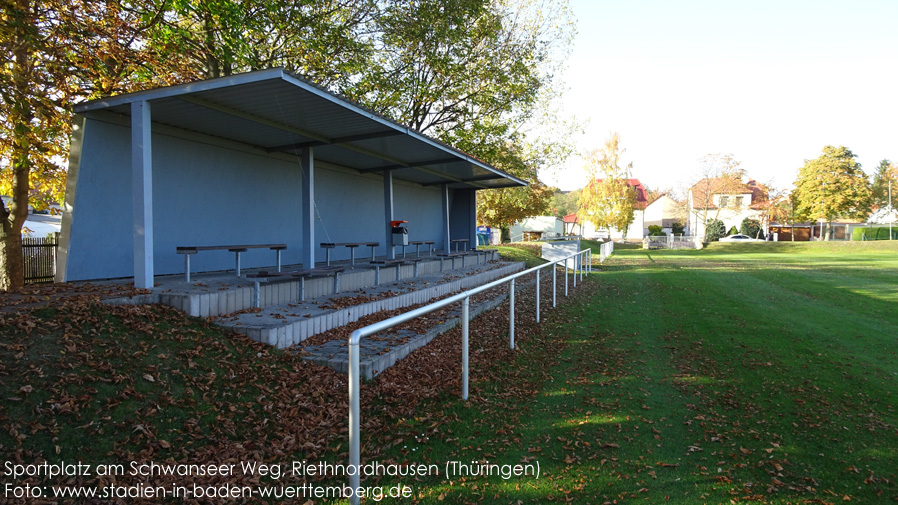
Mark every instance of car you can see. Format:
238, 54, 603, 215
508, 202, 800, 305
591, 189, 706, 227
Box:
719, 234, 763, 242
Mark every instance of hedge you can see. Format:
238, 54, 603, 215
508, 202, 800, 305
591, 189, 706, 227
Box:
852, 226, 898, 241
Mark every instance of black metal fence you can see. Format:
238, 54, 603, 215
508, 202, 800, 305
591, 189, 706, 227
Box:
22, 234, 58, 284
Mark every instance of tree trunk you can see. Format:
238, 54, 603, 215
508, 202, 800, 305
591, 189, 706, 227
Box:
1, 4, 35, 291
0, 218, 25, 291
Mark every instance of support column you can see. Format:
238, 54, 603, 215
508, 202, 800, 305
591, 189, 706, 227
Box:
384, 170, 395, 260
131, 101, 154, 289
467, 189, 477, 248
442, 184, 451, 254
301, 147, 315, 269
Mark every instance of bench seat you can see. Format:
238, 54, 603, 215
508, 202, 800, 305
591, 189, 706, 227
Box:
320, 242, 380, 266
176, 244, 286, 282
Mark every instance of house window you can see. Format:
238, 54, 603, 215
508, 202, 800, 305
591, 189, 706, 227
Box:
719, 195, 729, 207
734, 196, 744, 207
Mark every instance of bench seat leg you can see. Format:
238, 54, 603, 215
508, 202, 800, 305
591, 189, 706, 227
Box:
235, 251, 242, 277
184, 254, 191, 283
253, 281, 261, 308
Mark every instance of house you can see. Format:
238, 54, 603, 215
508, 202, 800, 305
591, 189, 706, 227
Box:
686, 175, 768, 239
509, 216, 563, 242
643, 194, 684, 233
569, 178, 648, 239
57, 68, 526, 287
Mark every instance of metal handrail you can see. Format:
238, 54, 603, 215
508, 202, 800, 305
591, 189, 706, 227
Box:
346, 248, 594, 504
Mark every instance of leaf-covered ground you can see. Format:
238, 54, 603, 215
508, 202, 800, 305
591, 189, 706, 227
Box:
0, 246, 573, 503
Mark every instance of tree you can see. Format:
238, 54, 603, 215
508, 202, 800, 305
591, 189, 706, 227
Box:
792, 146, 872, 240
577, 133, 637, 238
0, 0, 177, 290
550, 189, 580, 218
871, 159, 898, 210
766, 190, 797, 241
146, 0, 376, 86
358, 0, 577, 228
475, 140, 552, 228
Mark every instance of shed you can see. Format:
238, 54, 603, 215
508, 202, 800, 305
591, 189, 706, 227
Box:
58, 68, 526, 287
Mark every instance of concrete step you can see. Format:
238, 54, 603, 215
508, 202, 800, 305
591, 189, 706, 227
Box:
216, 260, 524, 349
302, 279, 523, 379
106, 251, 499, 317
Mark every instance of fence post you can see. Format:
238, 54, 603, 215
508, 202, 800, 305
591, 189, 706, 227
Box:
462, 296, 469, 400
573, 255, 577, 288
536, 269, 541, 323
509, 278, 515, 349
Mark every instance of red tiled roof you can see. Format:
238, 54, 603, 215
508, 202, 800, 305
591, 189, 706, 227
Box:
563, 213, 579, 223
690, 177, 768, 209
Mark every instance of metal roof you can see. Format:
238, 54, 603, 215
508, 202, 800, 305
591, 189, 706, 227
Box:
74, 68, 527, 190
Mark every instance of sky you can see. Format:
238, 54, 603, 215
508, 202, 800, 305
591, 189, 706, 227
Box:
542, 0, 898, 194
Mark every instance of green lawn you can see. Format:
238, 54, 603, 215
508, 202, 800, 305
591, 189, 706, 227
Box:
387, 241, 898, 504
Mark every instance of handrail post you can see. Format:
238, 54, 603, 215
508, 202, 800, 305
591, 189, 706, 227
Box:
462, 296, 469, 400
509, 278, 515, 349
580, 252, 584, 281
536, 268, 540, 323
349, 333, 361, 505
552, 261, 557, 307
564, 258, 569, 297
573, 254, 577, 288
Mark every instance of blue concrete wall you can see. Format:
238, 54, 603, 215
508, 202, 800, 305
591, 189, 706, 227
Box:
63, 115, 460, 281
449, 188, 476, 248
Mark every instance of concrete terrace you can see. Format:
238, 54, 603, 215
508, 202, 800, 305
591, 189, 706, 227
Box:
105, 250, 532, 377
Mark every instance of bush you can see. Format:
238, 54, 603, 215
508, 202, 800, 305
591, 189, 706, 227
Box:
648, 225, 664, 236
740, 218, 765, 240
671, 221, 685, 235
727, 225, 739, 236
852, 226, 898, 241
706, 219, 726, 242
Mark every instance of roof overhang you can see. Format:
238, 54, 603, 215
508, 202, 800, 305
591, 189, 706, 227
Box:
74, 68, 527, 191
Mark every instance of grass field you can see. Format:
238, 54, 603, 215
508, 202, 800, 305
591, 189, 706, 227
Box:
384, 241, 898, 504
1, 241, 896, 504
